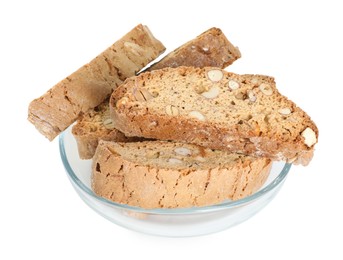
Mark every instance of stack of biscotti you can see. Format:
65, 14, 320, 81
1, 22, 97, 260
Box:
28, 25, 318, 210
72, 28, 272, 209
93, 66, 319, 208
28, 24, 166, 141
72, 27, 241, 159
89, 29, 278, 209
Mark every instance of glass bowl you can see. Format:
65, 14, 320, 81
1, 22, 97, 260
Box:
59, 126, 291, 237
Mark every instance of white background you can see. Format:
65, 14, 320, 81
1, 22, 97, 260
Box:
1, 0, 342, 259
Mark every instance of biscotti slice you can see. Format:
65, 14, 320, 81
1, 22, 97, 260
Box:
72, 27, 241, 159
110, 66, 318, 166
71, 99, 146, 159
146, 27, 241, 71
92, 140, 272, 209
28, 24, 165, 141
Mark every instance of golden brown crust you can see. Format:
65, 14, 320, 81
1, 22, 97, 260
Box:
146, 27, 241, 71
28, 24, 165, 141
92, 140, 271, 209
109, 67, 318, 166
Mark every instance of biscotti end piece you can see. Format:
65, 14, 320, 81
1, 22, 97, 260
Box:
147, 27, 241, 71
72, 100, 144, 159
110, 66, 318, 166
92, 140, 272, 209
28, 24, 165, 141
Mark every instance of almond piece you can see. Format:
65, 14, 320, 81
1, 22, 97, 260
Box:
201, 86, 220, 99
228, 80, 240, 90
278, 108, 292, 115
133, 88, 154, 101
189, 111, 205, 121
165, 105, 179, 116
247, 90, 256, 102
168, 158, 183, 164
259, 83, 273, 96
207, 69, 223, 82
103, 118, 115, 130
174, 147, 192, 156
301, 127, 317, 147
251, 77, 259, 85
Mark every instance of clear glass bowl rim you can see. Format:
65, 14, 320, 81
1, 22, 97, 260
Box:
59, 130, 291, 215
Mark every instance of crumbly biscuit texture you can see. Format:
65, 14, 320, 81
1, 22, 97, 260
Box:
71, 100, 145, 159
28, 24, 165, 141
92, 140, 272, 208
110, 66, 318, 166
